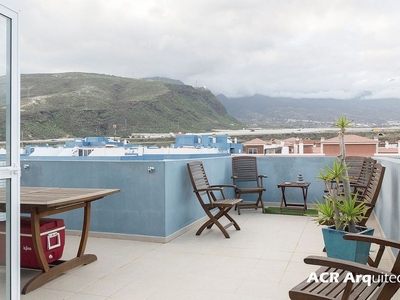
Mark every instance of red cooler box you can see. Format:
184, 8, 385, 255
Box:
0, 217, 65, 268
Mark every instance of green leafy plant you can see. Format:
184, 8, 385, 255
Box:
314, 116, 369, 233
335, 193, 368, 233
314, 197, 335, 226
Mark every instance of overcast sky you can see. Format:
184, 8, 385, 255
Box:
4, 0, 400, 99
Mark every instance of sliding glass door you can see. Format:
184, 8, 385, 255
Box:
0, 4, 20, 300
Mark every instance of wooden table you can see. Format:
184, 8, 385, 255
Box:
1, 187, 120, 294
277, 182, 310, 212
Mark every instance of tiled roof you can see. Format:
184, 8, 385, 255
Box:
322, 134, 378, 144
243, 138, 267, 145
283, 137, 298, 143
266, 139, 281, 145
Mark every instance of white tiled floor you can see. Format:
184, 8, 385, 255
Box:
19, 211, 399, 300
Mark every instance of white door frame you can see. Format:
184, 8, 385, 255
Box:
0, 3, 20, 300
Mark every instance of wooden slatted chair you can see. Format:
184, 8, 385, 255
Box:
187, 161, 243, 238
346, 156, 366, 185
327, 156, 370, 194
356, 162, 385, 228
351, 157, 377, 196
231, 156, 267, 215
289, 234, 400, 299
325, 157, 378, 202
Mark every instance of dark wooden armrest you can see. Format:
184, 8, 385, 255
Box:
344, 234, 397, 267
304, 255, 392, 277
257, 175, 267, 187
344, 234, 400, 249
210, 184, 236, 189
196, 187, 223, 193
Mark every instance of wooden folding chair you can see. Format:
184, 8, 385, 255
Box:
346, 156, 366, 185
231, 156, 267, 214
350, 157, 377, 195
356, 162, 385, 229
187, 161, 243, 238
327, 156, 373, 194
289, 234, 400, 299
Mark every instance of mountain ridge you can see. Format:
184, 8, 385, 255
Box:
217, 94, 400, 128
15, 72, 243, 139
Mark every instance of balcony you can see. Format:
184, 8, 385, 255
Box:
18, 155, 400, 298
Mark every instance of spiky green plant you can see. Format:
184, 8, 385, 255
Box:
317, 160, 349, 196
335, 193, 368, 233
314, 197, 335, 225
314, 116, 368, 233
316, 159, 350, 230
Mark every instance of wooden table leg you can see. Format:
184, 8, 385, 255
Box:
301, 187, 309, 210
278, 184, 310, 212
279, 187, 286, 211
78, 202, 91, 257
22, 202, 97, 294
22, 255, 97, 294
30, 208, 50, 273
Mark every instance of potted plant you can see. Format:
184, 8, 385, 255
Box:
314, 116, 373, 264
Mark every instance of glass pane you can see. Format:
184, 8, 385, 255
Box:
0, 15, 10, 166
0, 12, 11, 299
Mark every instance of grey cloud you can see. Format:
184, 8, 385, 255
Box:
5, 0, 400, 98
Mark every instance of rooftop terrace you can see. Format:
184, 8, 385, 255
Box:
13, 155, 400, 299
18, 212, 399, 299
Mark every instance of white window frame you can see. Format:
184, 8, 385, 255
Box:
248, 148, 258, 154
0, 4, 20, 300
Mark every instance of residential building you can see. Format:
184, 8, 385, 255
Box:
320, 134, 379, 156
242, 134, 400, 156
242, 138, 269, 154
172, 134, 243, 153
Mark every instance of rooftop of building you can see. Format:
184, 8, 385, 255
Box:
20, 211, 399, 299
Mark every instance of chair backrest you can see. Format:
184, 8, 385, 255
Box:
358, 162, 386, 226
353, 157, 377, 194
187, 161, 210, 196
345, 156, 366, 184
232, 156, 260, 184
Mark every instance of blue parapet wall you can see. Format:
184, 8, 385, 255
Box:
20, 155, 346, 240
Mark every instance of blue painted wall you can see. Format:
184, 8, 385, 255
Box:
255, 156, 330, 204
173, 134, 243, 153
20, 155, 374, 239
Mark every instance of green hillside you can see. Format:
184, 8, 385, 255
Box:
18, 72, 242, 139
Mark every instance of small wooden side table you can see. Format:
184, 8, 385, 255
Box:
277, 182, 311, 212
